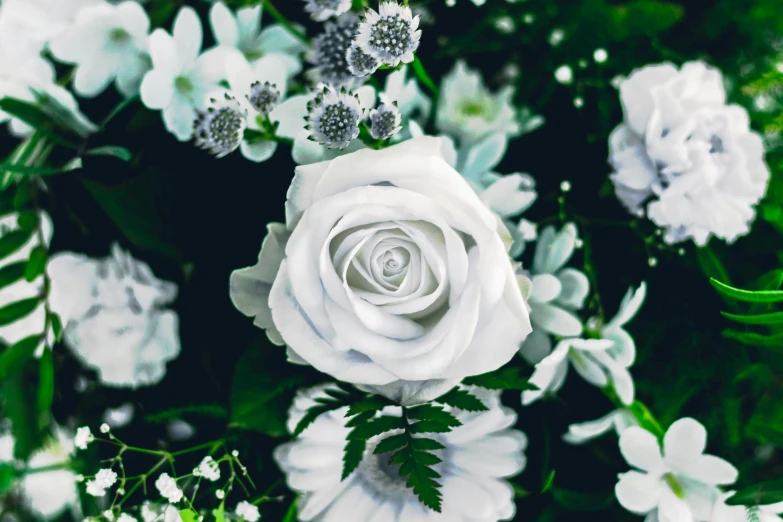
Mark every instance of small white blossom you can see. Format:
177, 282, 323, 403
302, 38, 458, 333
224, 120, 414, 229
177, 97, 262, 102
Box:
86, 480, 108, 497
573, 96, 584, 108
548, 28, 565, 46
310, 14, 364, 88
594, 48, 608, 63
306, 85, 364, 149
74, 426, 93, 450
216, 489, 225, 500
116, 514, 136, 522
346, 42, 380, 78
193, 456, 221, 482
193, 93, 247, 159
231, 450, 239, 457
369, 103, 402, 140
155, 473, 183, 504
355, 1, 422, 67
615, 418, 738, 521
104, 510, 115, 521
560, 180, 572, 192
303, 0, 351, 22
95, 469, 118, 489
140, 502, 158, 522
494, 16, 515, 34
555, 65, 573, 84
235, 501, 260, 522
563, 408, 638, 445
100, 423, 110, 434
523, 13, 535, 24
103, 403, 135, 429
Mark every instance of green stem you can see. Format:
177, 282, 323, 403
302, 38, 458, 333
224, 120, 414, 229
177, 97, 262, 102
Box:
262, 0, 308, 45
170, 440, 223, 457
20, 462, 69, 476
118, 455, 170, 506
411, 57, 439, 97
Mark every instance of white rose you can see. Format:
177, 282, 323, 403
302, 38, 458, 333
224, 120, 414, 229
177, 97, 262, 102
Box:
230, 137, 532, 405
609, 61, 769, 246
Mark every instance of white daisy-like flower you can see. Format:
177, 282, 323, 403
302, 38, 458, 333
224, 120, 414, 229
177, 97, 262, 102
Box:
193, 93, 247, 159
615, 418, 738, 522
609, 61, 770, 245
369, 102, 402, 140
193, 456, 221, 482
346, 42, 380, 77
303, 0, 352, 22
309, 14, 364, 89
48, 1, 151, 98
209, 1, 305, 69
522, 337, 635, 405
86, 468, 118, 497
306, 85, 365, 149
518, 223, 590, 364
47, 243, 180, 389
589, 282, 646, 372
355, 1, 421, 67
711, 492, 783, 522
562, 408, 638, 445
235, 501, 260, 522
155, 473, 183, 504
74, 426, 94, 450
274, 385, 527, 521
140, 6, 224, 141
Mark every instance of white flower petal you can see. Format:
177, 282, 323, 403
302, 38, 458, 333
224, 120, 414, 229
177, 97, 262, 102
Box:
209, 1, 238, 47
140, 72, 174, 111
530, 273, 562, 303
240, 139, 277, 163
663, 418, 707, 465
461, 133, 508, 182
555, 268, 590, 309
172, 6, 202, 70
162, 97, 196, 141
657, 486, 694, 522
518, 328, 552, 365
533, 223, 578, 274
530, 301, 583, 337
615, 471, 662, 515
619, 427, 665, 474
522, 341, 570, 405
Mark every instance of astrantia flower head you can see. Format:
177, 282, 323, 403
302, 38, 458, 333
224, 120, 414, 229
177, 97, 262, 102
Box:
356, 1, 421, 67
303, 0, 352, 22
194, 93, 247, 159
346, 42, 380, 77
247, 81, 280, 116
193, 456, 221, 482
369, 102, 402, 140
306, 85, 364, 149
609, 61, 770, 245
155, 473, 183, 503
235, 501, 260, 522
310, 14, 363, 88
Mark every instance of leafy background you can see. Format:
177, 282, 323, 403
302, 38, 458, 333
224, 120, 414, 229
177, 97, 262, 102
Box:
2, 0, 783, 520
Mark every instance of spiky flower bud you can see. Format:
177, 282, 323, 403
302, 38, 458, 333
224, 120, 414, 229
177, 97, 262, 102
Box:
368, 103, 402, 140
193, 94, 247, 159
306, 85, 364, 149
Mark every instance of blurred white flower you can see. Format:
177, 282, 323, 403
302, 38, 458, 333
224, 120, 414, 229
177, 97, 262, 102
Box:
615, 418, 738, 522
140, 7, 224, 141
609, 61, 769, 245
563, 408, 638, 444
49, 1, 150, 97
48, 243, 180, 389
103, 403, 135, 429
235, 501, 260, 522
355, 2, 421, 67
437, 61, 521, 145
710, 492, 783, 522
274, 385, 526, 521
155, 473, 183, 504
166, 420, 196, 441
193, 456, 220, 482
519, 223, 589, 364
309, 14, 366, 88
554, 65, 573, 85
116, 514, 137, 522
303, 0, 352, 21
74, 426, 93, 450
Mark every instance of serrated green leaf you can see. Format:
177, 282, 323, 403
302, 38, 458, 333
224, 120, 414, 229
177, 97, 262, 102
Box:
25, 246, 47, 282
0, 228, 34, 261
85, 146, 132, 162
292, 405, 336, 438
341, 438, 366, 480
711, 278, 783, 303
412, 451, 442, 466
323, 387, 353, 402
722, 330, 783, 348
463, 366, 538, 391
0, 298, 40, 328
345, 410, 375, 428
0, 335, 40, 380
373, 433, 408, 454
407, 405, 461, 428
409, 420, 454, 434
410, 438, 446, 451
721, 310, 783, 325
0, 261, 26, 291
434, 388, 489, 412
0, 464, 14, 494
348, 416, 405, 440
178, 509, 199, 522
725, 478, 783, 505
346, 395, 389, 417
389, 447, 411, 464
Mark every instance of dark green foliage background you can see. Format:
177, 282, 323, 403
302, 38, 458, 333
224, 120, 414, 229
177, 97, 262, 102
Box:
2, 0, 783, 520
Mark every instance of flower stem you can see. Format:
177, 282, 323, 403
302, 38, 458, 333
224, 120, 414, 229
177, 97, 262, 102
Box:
170, 439, 224, 457
20, 462, 69, 476
262, 0, 308, 45
411, 57, 439, 97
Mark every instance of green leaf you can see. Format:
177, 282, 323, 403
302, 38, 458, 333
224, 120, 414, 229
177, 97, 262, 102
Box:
85, 146, 132, 162
0, 463, 14, 495
0, 228, 35, 262
12, 182, 32, 210
293, 404, 341, 438
37, 347, 54, 429
696, 245, 731, 284
31, 89, 97, 138
409, 420, 454, 434
281, 500, 298, 522
25, 246, 47, 282
178, 509, 199, 522
50, 313, 63, 342
721, 310, 783, 325
711, 278, 783, 303
0, 261, 26, 291
410, 438, 446, 451
722, 330, 783, 349
348, 416, 405, 440
463, 366, 538, 391
0, 298, 40, 328
408, 405, 462, 428
725, 478, 783, 505
345, 410, 375, 428
541, 469, 556, 493
16, 210, 39, 231
398, 455, 443, 512
0, 163, 74, 176
1, 370, 43, 460
345, 395, 391, 417
434, 388, 489, 412
0, 335, 41, 380
373, 433, 408, 454
212, 504, 225, 522
341, 438, 366, 480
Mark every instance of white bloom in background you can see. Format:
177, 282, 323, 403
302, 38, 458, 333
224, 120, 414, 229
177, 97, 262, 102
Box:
49, 1, 150, 97
609, 61, 769, 245
86, 469, 118, 497
615, 418, 738, 522
436, 61, 521, 145
522, 338, 634, 405
274, 385, 527, 521
309, 14, 364, 88
230, 138, 532, 406
563, 408, 638, 444
303, 0, 352, 22
591, 282, 646, 371
369, 102, 402, 140
116, 514, 137, 522
47, 243, 180, 389
155, 473, 183, 504
193, 456, 221, 482
711, 492, 783, 522
74, 426, 94, 450
519, 223, 589, 364
103, 402, 135, 428
235, 501, 260, 522
193, 93, 247, 159
380, 65, 431, 124
356, 1, 421, 67
140, 7, 224, 141
209, 1, 305, 69
306, 85, 365, 149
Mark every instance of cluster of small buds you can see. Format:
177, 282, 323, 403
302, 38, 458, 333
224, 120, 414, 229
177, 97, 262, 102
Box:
306, 85, 364, 149
247, 82, 280, 117
369, 103, 402, 140
193, 94, 247, 159
303, 0, 352, 21
311, 14, 363, 88
355, 1, 422, 67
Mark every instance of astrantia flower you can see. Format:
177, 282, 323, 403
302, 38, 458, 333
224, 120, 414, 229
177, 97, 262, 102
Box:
140, 7, 224, 141
563, 408, 638, 445
248, 81, 280, 116
74, 426, 93, 450
303, 0, 352, 21
356, 1, 421, 67
306, 85, 364, 149
230, 138, 532, 406
155, 473, 183, 504
615, 418, 738, 522
518, 223, 589, 364
369, 102, 402, 140
346, 42, 380, 77
194, 93, 247, 158
309, 14, 363, 88
274, 385, 527, 521
609, 61, 769, 245
235, 501, 260, 522
49, 1, 151, 97
436, 61, 522, 145
48, 243, 180, 389
193, 456, 221, 482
